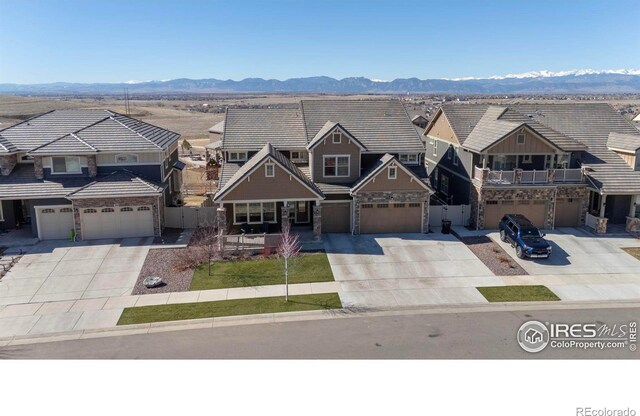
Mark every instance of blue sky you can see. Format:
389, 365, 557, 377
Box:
0, 0, 638, 83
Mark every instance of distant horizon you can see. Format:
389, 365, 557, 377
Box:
1, 0, 638, 84
2, 68, 640, 86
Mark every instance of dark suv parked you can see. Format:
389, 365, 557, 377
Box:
498, 214, 552, 259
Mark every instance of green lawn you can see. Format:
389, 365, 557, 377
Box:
117, 293, 342, 325
477, 285, 561, 302
189, 253, 335, 291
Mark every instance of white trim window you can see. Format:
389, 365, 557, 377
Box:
323, 155, 350, 177
440, 175, 449, 196
388, 165, 397, 180
433, 167, 439, 189
228, 151, 247, 162
265, 163, 275, 177
522, 154, 532, 164
290, 151, 307, 162
399, 154, 419, 165
234, 202, 277, 224
453, 148, 459, 166
0, 202, 4, 222
433, 140, 438, 157
51, 156, 81, 174
115, 154, 139, 164
332, 132, 341, 144
517, 134, 526, 145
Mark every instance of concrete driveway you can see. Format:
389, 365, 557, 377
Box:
324, 233, 500, 308
487, 227, 640, 301
0, 238, 151, 306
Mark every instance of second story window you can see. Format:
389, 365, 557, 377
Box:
51, 156, 81, 174
332, 132, 341, 144
399, 154, 418, 165
323, 155, 350, 177
228, 152, 247, 162
115, 154, 138, 164
440, 175, 449, 195
265, 163, 275, 177
453, 149, 459, 166
517, 134, 526, 145
290, 151, 307, 162
388, 166, 397, 179
447, 147, 452, 160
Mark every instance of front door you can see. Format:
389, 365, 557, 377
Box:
287, 201, 310, 224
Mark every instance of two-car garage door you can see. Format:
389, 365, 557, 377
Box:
360, 202, 423, 233
80, 205, 155, 239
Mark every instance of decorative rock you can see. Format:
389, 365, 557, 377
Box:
143, 276, 164, 288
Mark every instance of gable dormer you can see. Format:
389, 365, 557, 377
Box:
307, 121, 366, 183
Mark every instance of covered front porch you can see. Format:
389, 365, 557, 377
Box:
585, 190, 640, 234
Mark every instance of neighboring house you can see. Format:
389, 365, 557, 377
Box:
205, 120, 224, 164
0, 110, 182, 240
411, 114, 429, 129
424, 103, 640, 233
213, 100, 434, 237
633, 113, 640, 123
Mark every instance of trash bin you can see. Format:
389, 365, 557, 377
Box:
441, 219, 452, 234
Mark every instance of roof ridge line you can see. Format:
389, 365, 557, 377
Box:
299, 101, 309, 144
109, 116, 164, 150
69, 132, 98, 151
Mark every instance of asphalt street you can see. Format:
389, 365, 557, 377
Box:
2, 305, 638, 359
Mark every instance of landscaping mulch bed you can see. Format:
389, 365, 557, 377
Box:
460, 236, 528, 276
132, 248, 194, 295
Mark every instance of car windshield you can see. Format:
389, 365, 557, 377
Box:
520, 227, 542, 238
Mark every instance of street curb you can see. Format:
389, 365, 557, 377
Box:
1, 299, 639, 347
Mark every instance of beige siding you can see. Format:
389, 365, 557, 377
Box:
425, 112, 459, 144
612, 150, 636, 168
358, 163, 426, 193
487, 128, 557, 154
97, 152, 161, 165
223, 159, 319, 201
311, 132, 360, 183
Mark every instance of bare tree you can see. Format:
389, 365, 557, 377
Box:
194, 221, 223, 276
276, 226, 301, 302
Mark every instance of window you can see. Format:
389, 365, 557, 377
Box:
393, 203, 405, 208
265, 163, 275, 177
440, 175, 449, 195
101, 208, 114, 213
433, 140, 438, 157
121, 207, 133, 212
60, 207, 72, 213
408, 203, 421, 208
522, 155, 532, 164
84, 208, 97, 214
388, 166, 397, 179
228, 152, 247, 162
377, 204, 389, 208
42, 208, 55, 214
433, 167, 439, 189
51, 156, 81, 174
399, 154, 419, 164
447, 147, 452, 160
234, 202, 278, 224
453, 149, 459, 166
517, 134, 526, 145
323, 155, 350, 177
115, 154, 138, 164
138, 206, 151, 211
332, 132, 341, 144
290, 151, 306, 162
361, 204, 374, 209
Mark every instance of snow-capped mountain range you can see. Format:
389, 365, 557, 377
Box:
2, 69, 640, 95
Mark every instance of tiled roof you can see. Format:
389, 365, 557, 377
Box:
214, 143, 324, 201
29, 133, 97, 155
222, 108, 307, 150
461, 107, 519, 153
0, 164, 92, 199
0, 135, 18, 153
66, 170, 163, 199
0, 109, 179, 153
607, 132, 640, 153
301, 100, 424, 153
208, 120, 225, 133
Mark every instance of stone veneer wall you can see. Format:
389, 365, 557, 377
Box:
71, 196, 162, 240
313, 204, 322, 239
470, 184, 588, 230
33, 156, 44, 179
0, 154, 17, 176
353, 190, 430, 234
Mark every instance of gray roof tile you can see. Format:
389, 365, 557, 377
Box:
66, 170, 163, 198
607, 132, 640, 153
0, 164, 92, 199
222, 108, 307, 150
307, 121, 366, 151
29, 133, 97, 155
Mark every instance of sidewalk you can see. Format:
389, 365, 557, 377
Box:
0, 281, 340, 338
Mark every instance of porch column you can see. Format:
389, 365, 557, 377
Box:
629, 195, 639, 218
215, 207, 227, 235
281, 204, 291, 233
599, 194, 607, 218
312, 202, 322, 240
481, 155, 487, 169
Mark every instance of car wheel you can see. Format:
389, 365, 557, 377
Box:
500, 230, 507, 242
516, 245, 525, 259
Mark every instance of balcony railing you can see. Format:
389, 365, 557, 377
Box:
473, 166, 584, 186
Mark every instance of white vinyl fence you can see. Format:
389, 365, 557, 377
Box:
165, 206, 217, 229
429, 204, 470, 228
585, 212, 598, 231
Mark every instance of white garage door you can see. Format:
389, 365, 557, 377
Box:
80, 205, 155, 240
36, 206, 75, 240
